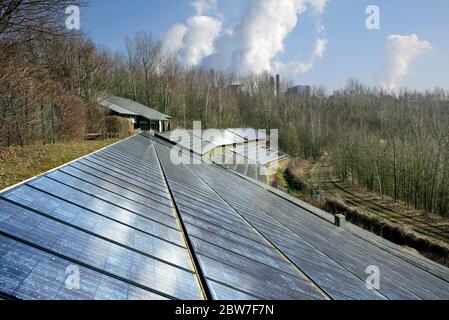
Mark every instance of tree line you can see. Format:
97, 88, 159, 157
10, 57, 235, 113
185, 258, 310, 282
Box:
0, 0, 130, 147
332, 83, 449, 217
1, 1, 448, 217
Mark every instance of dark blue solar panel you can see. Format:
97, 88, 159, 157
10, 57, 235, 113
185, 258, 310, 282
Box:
45, 170, 175, 220
0, 235, 168, 300
1, 190, 191, 268
0, 201, 201, 299
190, 162, 449, 300
154, 143, 327, 300
1, 133, 449, 301
0, 135, 205, 300
67, 162, 171, 205
25, 177, 182, 242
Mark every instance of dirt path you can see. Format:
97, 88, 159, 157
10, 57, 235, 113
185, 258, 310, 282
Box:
309, 156, 449, 245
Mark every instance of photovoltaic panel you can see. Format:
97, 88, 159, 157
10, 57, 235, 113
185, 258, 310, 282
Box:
233, 144, 283, 165
0, 135, 205, 300
188, 164, 385, 300
157, 130, 215, 155
65, 162, 172, 207
191, 129, 245, 146
189, 162, 449, 300
0, 235, 169, 300
158, 128, 264, 155
227, 128, 267, 141
1, 133, 449, 301
78, 156, 169, 197
1, 188, 190, 269
25, 177, 182, 240
154, 142, 328, 300
0, 197, 200, 301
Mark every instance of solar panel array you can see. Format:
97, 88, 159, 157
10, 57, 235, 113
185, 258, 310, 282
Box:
227, 128, 267, 142
157, 130, 215, 155
157, 128, 285, 185
156, 128, 268, 156
218, 151, 269, 184
192, 129, 245, 147
189, 162, 449, 300
233, 144, 287, 165
0, 135, 204, 300
155, 143, 327, 300
1, 134, 449, 300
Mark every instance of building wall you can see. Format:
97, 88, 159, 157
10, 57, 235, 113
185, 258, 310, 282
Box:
134, 116, 170, 132
287, 85, 311, 97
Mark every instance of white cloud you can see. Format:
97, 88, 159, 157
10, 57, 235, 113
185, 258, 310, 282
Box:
306, 0, 328, 15
380, 34, 434, 91
312, 38, 327, 59
273, 37, 327, 77
163, 0, 329, 75
180, 15, 222, 66
162, 23, 187, 53
191, 0, 218, 15
162, 1, 222, 66
229, 0, 307, 74
226, 0, 328, 76
201, 28, 234, 70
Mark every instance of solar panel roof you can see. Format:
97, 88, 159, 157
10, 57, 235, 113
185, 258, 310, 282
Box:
156, 128, 267, 155
233, 144, 283, 165
0, 135, 204, 300
157, 130, 215, 155
100, 96, 171, 121
227, 128, 267, 142
1, 134, 449, 300
191, 129, 245, 147
188, 163, 449, 300
99, 100, 137, 117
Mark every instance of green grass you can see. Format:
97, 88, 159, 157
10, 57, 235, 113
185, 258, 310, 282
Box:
274, 170, 306, 200
0, 139, 120, 190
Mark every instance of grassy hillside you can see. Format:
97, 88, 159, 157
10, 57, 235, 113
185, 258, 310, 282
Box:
273, 158, 449, 266
0, 139, 120, 190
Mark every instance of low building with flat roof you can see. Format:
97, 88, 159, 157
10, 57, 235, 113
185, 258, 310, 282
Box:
100, 95, 172, 132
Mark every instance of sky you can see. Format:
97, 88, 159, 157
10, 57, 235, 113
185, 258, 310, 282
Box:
81, 0, 449, 93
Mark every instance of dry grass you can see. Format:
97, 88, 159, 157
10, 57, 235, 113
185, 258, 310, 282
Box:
323, 197, 449, 267
277, 157, 449, 266
0, 139, 120, 190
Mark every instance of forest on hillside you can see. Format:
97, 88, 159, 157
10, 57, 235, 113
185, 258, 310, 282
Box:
1, 1, 449, 217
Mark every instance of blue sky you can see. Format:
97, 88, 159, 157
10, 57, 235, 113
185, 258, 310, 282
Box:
82, 0, 449, 92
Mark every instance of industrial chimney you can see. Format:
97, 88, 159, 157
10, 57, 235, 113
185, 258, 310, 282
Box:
270, 76, 275, 95
276, 74, 280, 96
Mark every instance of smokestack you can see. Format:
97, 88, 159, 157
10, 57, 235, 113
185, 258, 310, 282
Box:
270, 76, 275, 95
276, 74, 280, 96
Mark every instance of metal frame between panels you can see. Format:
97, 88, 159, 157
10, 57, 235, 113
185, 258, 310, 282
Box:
152, 142, 212, 300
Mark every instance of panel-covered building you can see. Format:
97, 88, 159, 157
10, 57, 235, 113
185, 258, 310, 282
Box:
100, 95, 172, 132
